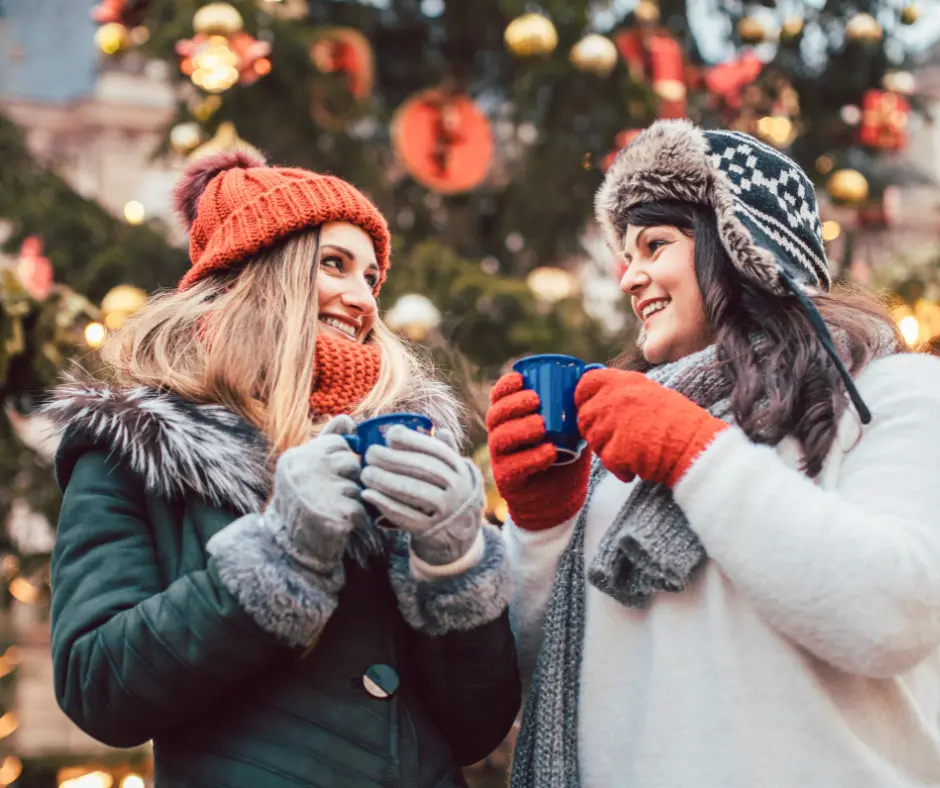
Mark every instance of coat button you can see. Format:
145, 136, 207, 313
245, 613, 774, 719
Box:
362, 664, 399, 699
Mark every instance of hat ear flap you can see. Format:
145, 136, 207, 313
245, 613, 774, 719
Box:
172, 149, 266, 230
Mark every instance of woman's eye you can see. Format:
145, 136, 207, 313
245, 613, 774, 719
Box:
366, 273, 379, 289
321, 255, 343, 272
648, 239, 668, 253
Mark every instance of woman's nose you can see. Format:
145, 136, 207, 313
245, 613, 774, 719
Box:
340, 279, 377, 314
620, 266, 650, 295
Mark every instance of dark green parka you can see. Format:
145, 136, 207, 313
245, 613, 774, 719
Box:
46, 381, 520, 787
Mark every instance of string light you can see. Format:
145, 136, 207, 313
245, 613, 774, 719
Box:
0, 756, 22, 787
0, 713, 18, 739
899, 315, 919, 345
123, 201, 146, 225
120, 776, 145, 788
59, 771, 113, 788
84, 322, 107, 349
821, 220, 841, 242
9, 577, 40, 604
0, 646, 23, 678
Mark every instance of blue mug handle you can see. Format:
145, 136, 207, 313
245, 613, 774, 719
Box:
584, 363, 606, 373
342, 434, 361, 453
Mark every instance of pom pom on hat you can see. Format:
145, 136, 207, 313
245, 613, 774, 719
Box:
172, 149, 266, 230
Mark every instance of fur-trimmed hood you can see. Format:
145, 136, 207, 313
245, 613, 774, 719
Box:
43, 377, 464, 517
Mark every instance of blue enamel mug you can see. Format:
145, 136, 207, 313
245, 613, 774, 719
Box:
342, 412, 434, 466
512, 354, 605, 465
342, 412, 435, 528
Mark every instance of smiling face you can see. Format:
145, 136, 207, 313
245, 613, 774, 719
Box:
620, 223, 713, 364
316, 221, 380, 343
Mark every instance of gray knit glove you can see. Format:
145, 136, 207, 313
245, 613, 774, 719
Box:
265, 414, 368, 579
360, 426, 484, 566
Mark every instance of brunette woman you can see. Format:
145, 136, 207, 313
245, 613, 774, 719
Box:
488, 120, 940, 787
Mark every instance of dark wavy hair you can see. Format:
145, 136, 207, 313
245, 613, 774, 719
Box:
616, 200, 905, 477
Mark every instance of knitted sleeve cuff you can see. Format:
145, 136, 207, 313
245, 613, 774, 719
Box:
388, 525, 510, 637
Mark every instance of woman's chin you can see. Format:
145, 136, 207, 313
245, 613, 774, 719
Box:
641, 335, 668, 365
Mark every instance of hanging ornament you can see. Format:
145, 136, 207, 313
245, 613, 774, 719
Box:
901, 4, 920, 25
94, 22, 130, 55
309, 27, 374, 100
827, 169, 869, 205
392, 89, 493, 194
634, 0, 660, 24
648, 35, 686, 117
882, 70, 916, 96
858, 89, 909, 150
178, 5, 271, 93
91, 0, 151, 27
705, 52, 762, 109
170, 122, 204, 154
756, 115, 794, 148
193, 2, 244, 36
526, 266, 577, 303
737, 15, 767, 45
189, 121, 261, 160
504, 13, 558, 57
384, 294, 442, 341
100, 285, 148, 331
846, 13, 883, 43
780, 17, 804, 42
570, 34, 618, 77
308, 26, 375, 129
15, 237, 53, 302
840, 104, 862, 126
614, 28, 687, 115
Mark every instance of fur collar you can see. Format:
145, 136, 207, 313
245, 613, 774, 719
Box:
43, 376, 464, 518
44, 379, 272, 514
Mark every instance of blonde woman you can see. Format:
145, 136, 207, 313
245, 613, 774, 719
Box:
45, 151, 520, 788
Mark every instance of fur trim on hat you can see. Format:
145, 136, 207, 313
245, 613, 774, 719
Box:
595, 119, 827, 296
173, 149, 267, 230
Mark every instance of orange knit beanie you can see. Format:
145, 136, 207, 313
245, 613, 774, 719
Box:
172, 149, 391, 292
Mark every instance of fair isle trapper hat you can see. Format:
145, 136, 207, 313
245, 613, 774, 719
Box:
595, 119, 871, 423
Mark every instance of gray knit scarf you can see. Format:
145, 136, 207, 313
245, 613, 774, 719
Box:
509, 332, 897, 788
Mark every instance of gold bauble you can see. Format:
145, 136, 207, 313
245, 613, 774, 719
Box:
846, 13, 883, 43
170, 122, 204, 154
95, 22, 129, 55
504, 13, 558, 57
827, 169, 869, 205
901, 4, 920, 25
101, 285, 148, 324
569, 34, 618, 77
780, 17, 804, 41
883, 69, 916, 95
634, 0, 660, 24
737, 15, 766, 44
193, 2, 244, 36
189, 121, 263, 161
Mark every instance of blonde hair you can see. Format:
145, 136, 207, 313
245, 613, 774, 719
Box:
99, 229, 462, 457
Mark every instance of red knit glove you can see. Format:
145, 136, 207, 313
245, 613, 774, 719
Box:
486, 372, 592, 531
574, 368, 729, 488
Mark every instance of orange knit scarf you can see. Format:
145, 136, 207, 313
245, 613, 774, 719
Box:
310, 333, 382, 417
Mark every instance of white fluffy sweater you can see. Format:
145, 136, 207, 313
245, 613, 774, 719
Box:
505, 353, 940, 788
